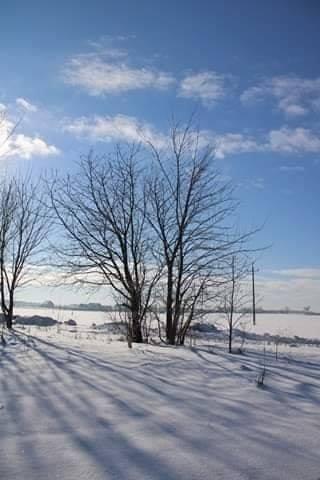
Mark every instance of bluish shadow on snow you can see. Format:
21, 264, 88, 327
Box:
0, 330, 319, 480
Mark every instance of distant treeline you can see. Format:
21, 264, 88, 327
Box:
15, 300, 320, 316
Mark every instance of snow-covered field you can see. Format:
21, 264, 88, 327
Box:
14, 306, 320, 339
0, 320, 320, 480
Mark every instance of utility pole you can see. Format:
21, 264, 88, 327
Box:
252, 262, 256, 326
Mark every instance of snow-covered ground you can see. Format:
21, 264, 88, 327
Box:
0, 322, 319, 480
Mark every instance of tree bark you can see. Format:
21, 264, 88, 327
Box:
166, 269, 175, 344
228, 324, 233, 353
131, 313, 143, 343
5, 295, 14, 329
129, 295, 143, 343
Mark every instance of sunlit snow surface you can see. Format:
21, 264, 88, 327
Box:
0, 317, 319, 480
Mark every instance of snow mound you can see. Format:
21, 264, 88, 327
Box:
64, 319, 77, 326
92, 321, 127, 334
190, 321, 218, 333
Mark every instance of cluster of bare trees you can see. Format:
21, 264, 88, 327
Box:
48, 123, 256, 346
0, 121, 257, 347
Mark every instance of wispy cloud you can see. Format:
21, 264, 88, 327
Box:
178, 71, 229, 106
16, 97, 38, 113
64, 114, 265, 158
63, 40, 233, 108
251, 177, 265, 189
64, 114, 167, 149
198, 128, 320, 158
62, 52, 175, 96
271, 268, 320, 279
64, 112, 320, 159
87, 34, 136, 57
241, 75, 320, 117
279, 165, 305, 173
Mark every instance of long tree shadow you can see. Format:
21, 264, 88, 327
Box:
1, 330, 319, 480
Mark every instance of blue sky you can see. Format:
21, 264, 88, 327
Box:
1, 0, 320, 309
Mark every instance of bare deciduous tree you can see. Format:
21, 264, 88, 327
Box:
49, 146, 160, 343
0, 175, 49, 329
147, 122, 255, 345
220, 255, 251, 353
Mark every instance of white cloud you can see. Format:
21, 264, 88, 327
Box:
64, 112, 320, 159
241, 75, 320, 117
213, 132, 262, 159
63, 42, 236, 106
278, 102, 307, 117
63, 44, 233, 107
6, 134, 60, 159
256, 268, 320, 310
0, 116, 60, 160
65, 115, 265, 158
271, 268, 320, 279
16, 97, 38, 113
240, 85, 265, 104
18, 264, 81, 287
179, 71, 228, 106
188, 127, 320, 157
64, 115, 265, 159
268, 127, 320, 154
63, 53, 175, 95
64, 114, 167, 149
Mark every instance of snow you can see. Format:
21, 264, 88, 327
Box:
0, 322, 320, 480
14, 307, 320, 338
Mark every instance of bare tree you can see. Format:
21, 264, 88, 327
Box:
49, 146, 160, 343
0, 174, 49, 329
147, 122, 255, 345
220, 255, 251, 353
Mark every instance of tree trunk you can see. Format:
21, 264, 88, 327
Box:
130, 296, 143, 343
131, 314, 143, 343
6, 315, 13, 329
166, 271, 175, 345
228, 256, 235, 353
167, 325, 176, 345
177, 320, 189, 346
6, 302, 13, 329
4, 290, 14, 329
228, 324, 232, 353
